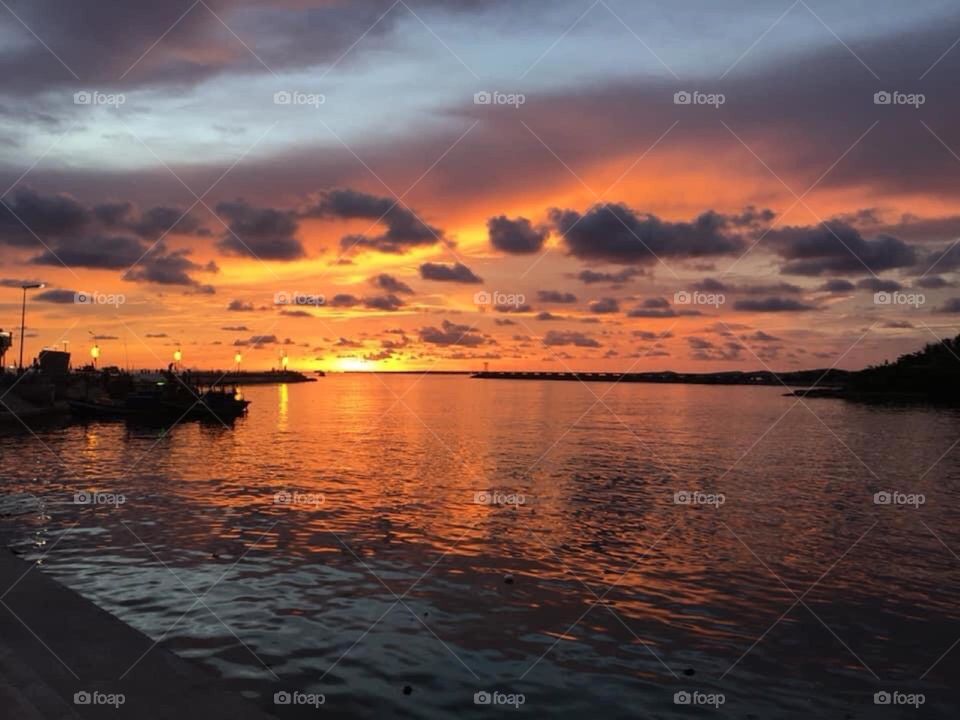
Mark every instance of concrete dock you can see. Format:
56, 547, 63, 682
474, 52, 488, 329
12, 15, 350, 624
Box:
0, 549, 275, 719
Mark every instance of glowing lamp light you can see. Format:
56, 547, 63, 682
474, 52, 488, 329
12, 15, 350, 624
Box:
281, 354, 289, 369
173, 348, 183, 363
90, 344, 100, 367
234, 352, 243, 371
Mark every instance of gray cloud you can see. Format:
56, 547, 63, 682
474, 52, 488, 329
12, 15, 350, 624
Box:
551, 204, 743, 264
488, 215, 548, 254
216, 200, 304, 260
419, 262, 482, 284
306, 189, 443, 254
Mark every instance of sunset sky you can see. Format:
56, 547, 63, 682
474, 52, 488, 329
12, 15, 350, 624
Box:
3, 0, 960, 371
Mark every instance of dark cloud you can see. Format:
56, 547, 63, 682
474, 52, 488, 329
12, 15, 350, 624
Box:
0, 278, 44, 288
419, 319, 484, 346
551, 204, 743, 264
31, 234, 145, 269
363, 294, 405, 311
687, 337, 744, 362
819, 279, 856, 293
733, 297, 816, 312
123, 245, 217, 288
306, 189, 443, 254
769, 222, 916, 276
575, 268, 644, 285
856, 278, 903, 293
0, 187, 89, 246
915, 276, 952, 289
537, 290, 577, 304
589, 297, 620, 314
939, 298, 960, 313
744, 331, 781, 342
542, 330, 601, 348
216, 200, 304, 260
487, 215, 548, 254
369, 273, 413, 294
329, 294, 361, 307
34, 288, 77, 303
234, 334, 279, 347
128, 206, 210, 240
419, 262, 483, 284
227, 299, 255, 312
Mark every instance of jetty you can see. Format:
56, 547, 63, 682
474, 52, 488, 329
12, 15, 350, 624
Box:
471, 369, 852, 386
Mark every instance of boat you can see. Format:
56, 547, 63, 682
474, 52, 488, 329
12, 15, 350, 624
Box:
66, 369, 250, 423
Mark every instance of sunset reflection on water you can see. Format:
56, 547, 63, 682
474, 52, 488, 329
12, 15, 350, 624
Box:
3, 376, 960, 717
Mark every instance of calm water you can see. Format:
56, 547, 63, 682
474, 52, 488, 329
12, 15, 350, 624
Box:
2, 376, 960, 718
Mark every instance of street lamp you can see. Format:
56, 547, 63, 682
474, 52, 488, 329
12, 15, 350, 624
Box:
281, 353, 289, 370
234, 352, 242, 373
173, 347, 182, 370
90, 344, 100, 369
19, 282, 45, 371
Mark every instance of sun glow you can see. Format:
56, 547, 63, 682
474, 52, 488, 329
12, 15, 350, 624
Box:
337, 357, 372, 372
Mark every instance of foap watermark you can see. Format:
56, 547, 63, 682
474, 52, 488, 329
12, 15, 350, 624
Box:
874, 690, 925, 708
274, 291, 325, 307
675, 290, 725, 308
474, 690, 525, 708
75, 290, 126, 308
74, 490, 126, 507
674, 90, 725, 108
874, 90, 925, 109
474, 490, 526, 507
874, 291, 924, 308
474, 290, 526, 309
674, 690, 725, 709
74, 691, 125, 709
674, 490, 725, 508
274, 690, 325, 708
474, 91, 526, 108
74, 90, 126, 107
874, 490, 925, 508
274, 91, 326, 108
274, 490, 325, 507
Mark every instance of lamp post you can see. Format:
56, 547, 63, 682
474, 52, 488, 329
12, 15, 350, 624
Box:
18, 282, 45, 371
234, 352, 242, 373
281, 352, 289, 370
173, 347, 182, 370
90, 344, 100, 369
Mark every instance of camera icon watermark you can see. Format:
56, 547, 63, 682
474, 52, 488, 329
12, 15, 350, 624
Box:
274, 90, 326, 108
73, 90, 126, 107
873, 90, 925, 108
674, 490, 725, 508
74, 691, 125, 708
274, 291, 325, 307
274, 490, 325, 507
474, 690, 525, 708
274, 690, 325, 707
74, 490, 126, 507
874, 690, 924, 708
873, 291, 924, 308
75, 290, 126, 308
873, 490, 925, 508
674, 90, 725, 108
474, 91, 526, 108
474, 490, 526, 507
674, 290, 725, 308
673, 690, 725, 708
474, 290, 526, 309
